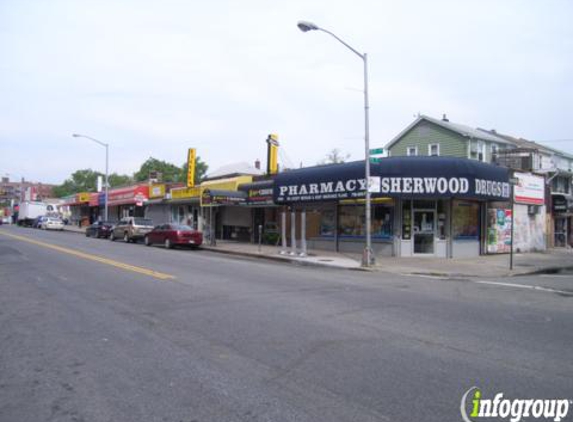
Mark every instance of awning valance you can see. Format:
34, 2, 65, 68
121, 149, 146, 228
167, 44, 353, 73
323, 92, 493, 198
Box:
273, 157, 511, 204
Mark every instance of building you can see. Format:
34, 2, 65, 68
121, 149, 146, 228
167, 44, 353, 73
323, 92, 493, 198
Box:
273, 157, 511, 258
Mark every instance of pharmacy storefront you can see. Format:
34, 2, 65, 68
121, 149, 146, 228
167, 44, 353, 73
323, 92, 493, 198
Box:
273, 157, 510, 258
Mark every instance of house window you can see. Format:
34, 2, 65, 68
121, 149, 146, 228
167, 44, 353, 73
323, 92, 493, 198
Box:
407, 146, 418, 156
428, 144, 440, 156
491, 144, 498, 158
469, 140, 486, 162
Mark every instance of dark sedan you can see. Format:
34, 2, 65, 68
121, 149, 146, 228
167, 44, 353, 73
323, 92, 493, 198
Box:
85, 221, 114, 238
144, 224, 203, 249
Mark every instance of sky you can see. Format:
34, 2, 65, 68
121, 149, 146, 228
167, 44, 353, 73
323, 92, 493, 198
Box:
1, 0, 572, 185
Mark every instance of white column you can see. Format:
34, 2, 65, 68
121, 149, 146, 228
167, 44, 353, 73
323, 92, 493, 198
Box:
290, 209, 297, 255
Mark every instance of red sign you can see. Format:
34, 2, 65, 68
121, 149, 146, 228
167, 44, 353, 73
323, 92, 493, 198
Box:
107, 185, 149, 206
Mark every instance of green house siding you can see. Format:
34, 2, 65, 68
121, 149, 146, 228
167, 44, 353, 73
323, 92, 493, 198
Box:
389, 121, 467, 158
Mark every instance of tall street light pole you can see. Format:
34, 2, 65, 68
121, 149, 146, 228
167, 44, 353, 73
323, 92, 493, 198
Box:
297, 20, 374, 267
72, 134, 110, 222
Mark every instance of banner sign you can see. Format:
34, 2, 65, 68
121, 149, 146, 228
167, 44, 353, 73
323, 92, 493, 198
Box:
201, 189, 246, 207
513, 172, 545, 205
274, 157, 510, 204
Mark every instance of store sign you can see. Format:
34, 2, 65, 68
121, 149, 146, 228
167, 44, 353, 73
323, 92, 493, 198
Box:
149, 184, 166, 199
246, 187, 274, 205
77, 192, 90, 203
107, 185, 149, 206
552, 195, 568, 213
513, 172, 545, 205
276, 176, 510, 203
201, 189, 246, 207
170, 186, 201, 200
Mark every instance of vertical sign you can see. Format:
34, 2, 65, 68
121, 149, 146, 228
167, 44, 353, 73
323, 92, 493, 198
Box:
266, 134, 279, 175
187, 148, 196, 188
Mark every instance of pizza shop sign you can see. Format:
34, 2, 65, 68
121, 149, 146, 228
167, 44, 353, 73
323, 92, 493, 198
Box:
276, 176, 510, 203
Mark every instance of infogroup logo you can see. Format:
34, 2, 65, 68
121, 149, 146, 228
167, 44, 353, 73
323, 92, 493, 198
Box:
460, 387, 571, 422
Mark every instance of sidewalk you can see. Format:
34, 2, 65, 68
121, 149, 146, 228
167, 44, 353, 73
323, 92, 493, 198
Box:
63, 225, 573, 277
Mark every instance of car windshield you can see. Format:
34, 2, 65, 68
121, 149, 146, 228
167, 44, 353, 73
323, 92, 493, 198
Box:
134, 218, 153, 226
47, 218, 61, 222
171, 225, 193, 231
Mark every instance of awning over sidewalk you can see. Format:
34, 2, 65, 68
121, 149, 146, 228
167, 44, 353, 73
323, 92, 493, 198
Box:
273, 157, 511, 204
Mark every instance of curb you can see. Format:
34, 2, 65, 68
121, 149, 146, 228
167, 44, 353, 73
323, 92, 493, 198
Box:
200, 246, 367, 271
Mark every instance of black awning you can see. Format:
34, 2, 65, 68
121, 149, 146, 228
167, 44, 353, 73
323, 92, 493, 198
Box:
201, 189, 246, 206
273, 157, 510, 204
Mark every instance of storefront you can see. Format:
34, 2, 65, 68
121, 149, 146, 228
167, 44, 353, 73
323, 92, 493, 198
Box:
552, 194, 573, 248
167, 186, 202, 229
273, 157, 510, 258
106, 184, 149, 221
238, 179, 280, 244
64, 192, 92, 227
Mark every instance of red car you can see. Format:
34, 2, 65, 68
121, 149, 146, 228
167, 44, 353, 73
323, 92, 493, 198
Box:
144, 224, 203, 249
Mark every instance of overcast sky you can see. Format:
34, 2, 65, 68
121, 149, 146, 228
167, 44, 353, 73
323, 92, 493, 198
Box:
1, 0, 572, 185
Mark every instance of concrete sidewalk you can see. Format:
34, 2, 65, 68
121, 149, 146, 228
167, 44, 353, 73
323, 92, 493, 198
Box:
62, 225, 572, 277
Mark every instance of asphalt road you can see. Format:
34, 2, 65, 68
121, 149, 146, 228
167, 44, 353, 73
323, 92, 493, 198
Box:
1, 225, 572, 422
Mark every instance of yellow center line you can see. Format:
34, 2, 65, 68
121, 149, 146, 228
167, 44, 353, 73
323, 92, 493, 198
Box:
0, 231, 176, 281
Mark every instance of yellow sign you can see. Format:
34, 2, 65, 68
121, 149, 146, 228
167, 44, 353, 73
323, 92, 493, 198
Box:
187, 148, 196, 188
149, 184, 166, 199
171, 186, 201, 200
266, 134, 279, 175
77, 192, 90, 203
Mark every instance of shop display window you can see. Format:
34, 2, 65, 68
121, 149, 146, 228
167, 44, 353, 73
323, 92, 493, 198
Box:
337, 205, 393, 239
453, 201, 479, 239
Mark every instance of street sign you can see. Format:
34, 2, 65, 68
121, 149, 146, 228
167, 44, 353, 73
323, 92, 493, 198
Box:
369, 147, 384, 155
369, 157, 382, 163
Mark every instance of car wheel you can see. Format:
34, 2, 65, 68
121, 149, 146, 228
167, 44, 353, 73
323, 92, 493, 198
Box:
165, 238, 172, 249
110, 232, 116, 241
144, 236, 151, 246
124, 233, 130, 243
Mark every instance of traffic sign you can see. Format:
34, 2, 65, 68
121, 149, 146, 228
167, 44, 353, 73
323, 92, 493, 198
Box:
369, 157, 382, 163
369, 147, 384, 155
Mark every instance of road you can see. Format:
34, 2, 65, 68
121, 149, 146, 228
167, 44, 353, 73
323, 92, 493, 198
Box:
1, 225, 572, 422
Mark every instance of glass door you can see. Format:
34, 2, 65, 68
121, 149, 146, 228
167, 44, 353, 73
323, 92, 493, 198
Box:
413, 210, 435, 254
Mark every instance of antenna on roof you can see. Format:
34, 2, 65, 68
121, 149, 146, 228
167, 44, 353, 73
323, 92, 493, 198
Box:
442, 114, 449, 122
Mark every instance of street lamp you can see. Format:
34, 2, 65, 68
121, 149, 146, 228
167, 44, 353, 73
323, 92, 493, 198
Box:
72, 133, 110, 222
297, 20, 374, 267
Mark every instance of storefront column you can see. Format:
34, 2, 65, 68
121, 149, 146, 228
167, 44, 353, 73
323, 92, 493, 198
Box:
300, 208, 307, 257
290, 209, 297, 256
280, 210, 288, 255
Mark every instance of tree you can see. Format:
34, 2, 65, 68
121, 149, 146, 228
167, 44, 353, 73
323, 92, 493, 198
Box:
181, 156, 208, 186
319, 148, 351, 165
52, 169, 133, 198
133, 158, 183, 183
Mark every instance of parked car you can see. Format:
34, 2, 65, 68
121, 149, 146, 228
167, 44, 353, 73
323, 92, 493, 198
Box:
144, 224, 203, 249
32, 216, 48, 228
85, 221, 114, 238
110, 217, 154, 243
40, 217, 64, 231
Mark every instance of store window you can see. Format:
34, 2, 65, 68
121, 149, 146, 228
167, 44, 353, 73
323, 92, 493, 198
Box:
402, 200, 412, 240
452, 200, 479, 239
319, 209, 335, 237
334, 204, 393, 238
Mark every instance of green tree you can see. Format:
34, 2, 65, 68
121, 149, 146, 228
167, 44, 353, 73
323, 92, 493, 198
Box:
133, 157, 183, 183
181, 156, 208, 186
52, 169, 133, 198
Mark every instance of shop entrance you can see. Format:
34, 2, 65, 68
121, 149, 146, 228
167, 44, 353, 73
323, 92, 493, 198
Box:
554, 217, 568, 247
413, 209, 435, 254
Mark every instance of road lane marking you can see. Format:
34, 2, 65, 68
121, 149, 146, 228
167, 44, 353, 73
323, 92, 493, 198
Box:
474, 280, 572, 296
0, 231, 175, 280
